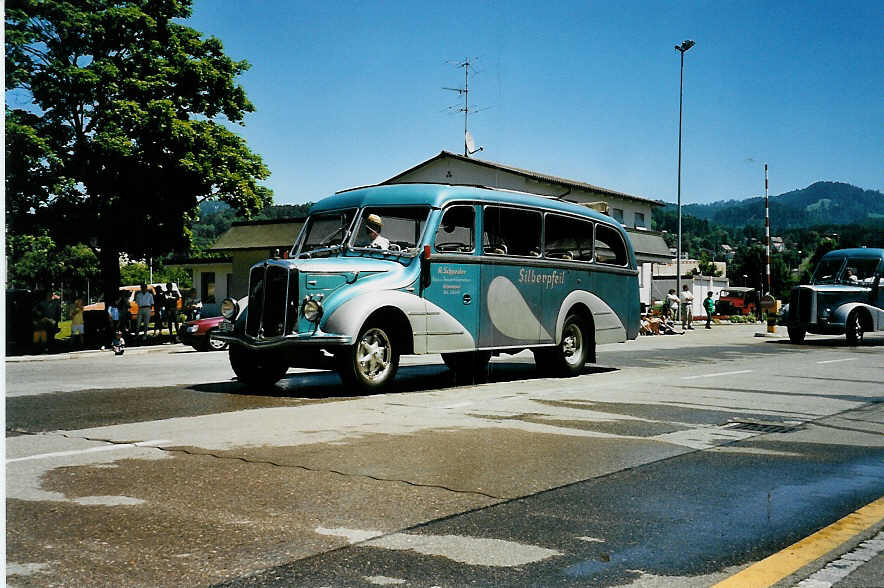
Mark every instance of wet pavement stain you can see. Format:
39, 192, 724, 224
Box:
219, 441, 884, 587
7, 451, 493, 587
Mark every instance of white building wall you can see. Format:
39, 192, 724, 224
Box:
191, 263, 233, 304
391, 159, 654, 229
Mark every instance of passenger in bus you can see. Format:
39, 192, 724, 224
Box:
365, 214, 390, 249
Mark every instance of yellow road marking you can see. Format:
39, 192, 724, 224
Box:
713, 496, 884, 588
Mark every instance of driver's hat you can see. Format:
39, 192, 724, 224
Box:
366, 214, 383, 233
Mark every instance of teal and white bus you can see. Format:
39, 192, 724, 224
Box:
216, 184, 640, 391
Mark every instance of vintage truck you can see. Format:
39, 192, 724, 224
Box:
780, 248, 884, 344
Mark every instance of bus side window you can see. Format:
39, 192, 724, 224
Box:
545, 213, 593, 261
594, 224, 628, 266
434, 205, 475, 253
483, 206, 542, 257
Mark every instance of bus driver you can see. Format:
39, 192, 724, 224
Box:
365, 213, 390, 249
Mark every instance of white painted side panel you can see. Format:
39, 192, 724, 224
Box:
323, 291, 428, 351
424, 299, 476, 353
555, 290, 627, 345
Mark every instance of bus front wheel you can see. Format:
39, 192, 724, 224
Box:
336, 323, 400, 393
229, 346, 289, 388
787, 325, 806, 344
535, 314, 591, 377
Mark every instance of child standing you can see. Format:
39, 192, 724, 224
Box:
70, 298, 85, 349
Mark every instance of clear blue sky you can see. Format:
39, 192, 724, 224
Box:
187, 0, 883, 206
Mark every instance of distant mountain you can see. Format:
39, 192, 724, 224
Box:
669, 182, 884, 231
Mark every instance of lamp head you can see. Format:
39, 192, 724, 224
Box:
676, 40, 696, 52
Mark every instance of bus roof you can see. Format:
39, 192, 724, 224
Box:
310, 183, 619, 225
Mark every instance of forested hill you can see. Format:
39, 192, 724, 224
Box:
673, 182, 884, 231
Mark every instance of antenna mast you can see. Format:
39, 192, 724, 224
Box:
444, 57, 483, 156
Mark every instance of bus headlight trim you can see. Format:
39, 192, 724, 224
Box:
302, 298, 323, 323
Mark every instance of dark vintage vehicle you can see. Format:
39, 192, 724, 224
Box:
178, 316, 229, 352
715, 286, 757, 316
780, 248, 884, 344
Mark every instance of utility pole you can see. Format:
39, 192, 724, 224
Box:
764, 163, 771, 295
444, 58, 483, 156
674, 40, 695, 297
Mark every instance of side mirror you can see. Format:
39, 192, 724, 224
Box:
420, 245, 432, 291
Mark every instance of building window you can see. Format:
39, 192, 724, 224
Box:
201, 272, 216, 303
634, 212, 645, 228
612, 208, 624, 223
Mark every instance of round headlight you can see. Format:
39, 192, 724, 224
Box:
302, 299, 323, 323
220, 298, 239, 320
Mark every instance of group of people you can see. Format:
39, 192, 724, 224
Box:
130, 282, 182, 341
641, 286, 717, 336
91, 283, 184, 353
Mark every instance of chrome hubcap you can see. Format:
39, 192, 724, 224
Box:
357, 328, 392, 381
562, 323, 583, 366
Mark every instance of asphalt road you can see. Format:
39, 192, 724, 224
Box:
5, 325, 884, 587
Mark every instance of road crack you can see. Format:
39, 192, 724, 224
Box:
7, 429, 505, 501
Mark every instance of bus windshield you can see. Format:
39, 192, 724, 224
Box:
349, 206, 430, 256
295, 209, 356, 258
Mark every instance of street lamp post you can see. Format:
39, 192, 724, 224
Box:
675, 39, 695, 298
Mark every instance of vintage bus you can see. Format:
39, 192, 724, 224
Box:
216, 184, 640, 390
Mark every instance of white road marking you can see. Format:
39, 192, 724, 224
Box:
316, 527, 384, 544
577, 536, 606, 543
815, 358, 858, 365
316, 527, 561, 567
6, 440, 169, 463
682, 370, 752, 380
72, 495, 145, 506
364, 576, 407, 586
438, 401, 473, 409
794, 530, 884, 587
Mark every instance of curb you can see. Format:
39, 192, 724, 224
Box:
6, 343, 189, 363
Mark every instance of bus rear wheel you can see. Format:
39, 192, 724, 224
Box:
535, 314, 591, 377
442, 351, 492, 384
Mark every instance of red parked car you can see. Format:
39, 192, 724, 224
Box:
178, 316, 229, 352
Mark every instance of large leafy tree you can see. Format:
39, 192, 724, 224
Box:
6, 0, 272, 302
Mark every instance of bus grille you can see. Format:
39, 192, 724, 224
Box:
790, 287, 813, 323
246, 265, 297, 339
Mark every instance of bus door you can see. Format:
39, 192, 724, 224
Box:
478, 205, 547, 349
422, 205, 481, 353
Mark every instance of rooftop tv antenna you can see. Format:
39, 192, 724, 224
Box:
444, 58, 484, 156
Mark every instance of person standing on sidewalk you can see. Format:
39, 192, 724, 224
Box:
666, 289, 679, 321
134, 283, 154, 340
703, 291, 716, 329
152, 285, 166, 337
164, 283, 180, 341
680, 284, 694, 330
